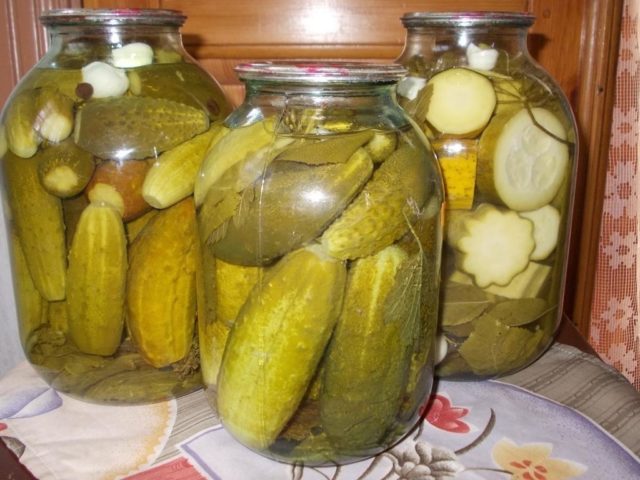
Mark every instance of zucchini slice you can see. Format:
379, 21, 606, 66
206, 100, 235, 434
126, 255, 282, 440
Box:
424, 68, 496, 136
478, 107, 569, 211
519, 204, 561, 260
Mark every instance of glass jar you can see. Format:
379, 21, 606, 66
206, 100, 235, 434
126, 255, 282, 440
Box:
396, 12, 578, 379
0, 9, 231, 403
196, 62, 444, 465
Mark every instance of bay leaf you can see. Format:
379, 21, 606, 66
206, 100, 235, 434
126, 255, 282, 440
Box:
275, 130, 374, 165
440, 282, 492, 327
485, 297, 548, 327
458, 315, 545, 376
384, 250, 423, 347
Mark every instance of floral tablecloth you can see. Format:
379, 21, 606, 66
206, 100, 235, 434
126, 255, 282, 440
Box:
2, 344, 640, 480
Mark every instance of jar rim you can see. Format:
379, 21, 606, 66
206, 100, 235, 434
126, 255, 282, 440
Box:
235, 62, 407, 84
40, 8, 186, 27
401, 11, 535, 28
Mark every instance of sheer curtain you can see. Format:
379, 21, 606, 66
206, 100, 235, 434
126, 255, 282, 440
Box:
590, 0, 640, 389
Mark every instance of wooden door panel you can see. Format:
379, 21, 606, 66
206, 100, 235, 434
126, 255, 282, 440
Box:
167, 0, 528, 47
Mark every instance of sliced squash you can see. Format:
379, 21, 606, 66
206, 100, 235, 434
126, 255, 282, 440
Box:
424, 68, 496, 137
453, 203, 535, 288
477, 107, 569, 211
519, 205, 561, 260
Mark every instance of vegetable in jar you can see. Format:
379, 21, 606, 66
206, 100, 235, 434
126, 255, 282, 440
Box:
396, 12, 578, 379
1, 8, 231, 403
197, 62, 444, 465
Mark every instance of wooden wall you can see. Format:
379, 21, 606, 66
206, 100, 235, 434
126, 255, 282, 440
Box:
0, 0, 625, 342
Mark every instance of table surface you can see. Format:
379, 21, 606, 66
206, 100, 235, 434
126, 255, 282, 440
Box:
0, 318, 603, 479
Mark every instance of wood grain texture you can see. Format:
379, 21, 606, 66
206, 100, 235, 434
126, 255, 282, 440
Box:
0, 0, 81, 105
567, 0, 623, 337
0, 1, 42, 103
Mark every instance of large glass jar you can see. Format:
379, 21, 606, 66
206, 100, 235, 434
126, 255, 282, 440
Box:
196, 62, 444, 465
396, 12, 578, 379
0, 9, 231, 403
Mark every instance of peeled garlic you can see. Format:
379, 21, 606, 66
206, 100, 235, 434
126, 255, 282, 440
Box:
435, 334, 448, 365
466, 43, 499, 71
396, 76, 427, 100
111, 42, 154, 68
81, 61, 129, 98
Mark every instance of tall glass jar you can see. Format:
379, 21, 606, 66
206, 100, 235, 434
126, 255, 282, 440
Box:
0, 9, 231, 403
396, 12, 578, 379
196, 62, 444, 465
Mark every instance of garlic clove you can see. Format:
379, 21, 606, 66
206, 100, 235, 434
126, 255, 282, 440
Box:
396, 75, 427, 100
435, 334, 448, 365
111, 42, 154, 68
466, 43, 499, 71
81, 61, 129, 98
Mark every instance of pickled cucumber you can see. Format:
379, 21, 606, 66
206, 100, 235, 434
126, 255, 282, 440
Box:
217, 246, 347, 450
21, 68, 82, 100
321, 144, 430, 260
143, 123, 227, 209
196, 241, 219, 387
4, 89, 41, 158
199, 258, 262, 387
193, 118, 273, 206
62, 194, 89, 250
126, 198, 198, 368
33, 87, 74, 143
365, 131, 398, 163
211, 147, 374, 265
67, 203, 127, 356
3, 151, 67, 300
11, 232, 47, 344
74, 96, 209, 160
128, 63, 231, 118
47, 300, 69, 334
321, 245, 414, 453
38, 140, 95, 198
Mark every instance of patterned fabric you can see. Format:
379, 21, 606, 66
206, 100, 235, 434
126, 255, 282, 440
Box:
590, 0, 640, 390
3, 344, 640, 479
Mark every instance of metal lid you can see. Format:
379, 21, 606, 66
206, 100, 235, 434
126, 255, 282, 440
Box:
401, 11, 535, 28
40, 9, 186, 27
235, 62, 407, 85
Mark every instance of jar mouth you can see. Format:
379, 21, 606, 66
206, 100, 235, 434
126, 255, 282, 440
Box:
401, 11, 535, 28
235, 62, 407, 84
40, 8, 186, 27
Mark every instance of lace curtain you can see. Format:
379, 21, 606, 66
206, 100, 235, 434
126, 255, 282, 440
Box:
590, 0, 640, 389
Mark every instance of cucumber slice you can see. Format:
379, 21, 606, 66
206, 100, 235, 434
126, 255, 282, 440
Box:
519, 204, 561, 260
478, 107, 569, 211
424, 68, 496, 136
